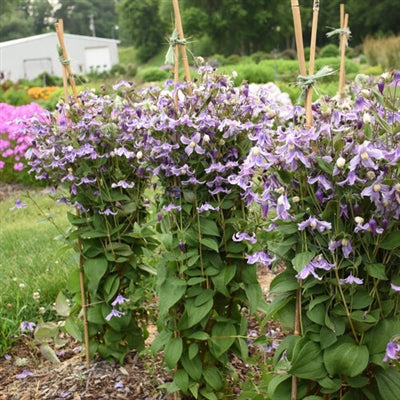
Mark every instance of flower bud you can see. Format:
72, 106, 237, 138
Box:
336, 157, 346, 168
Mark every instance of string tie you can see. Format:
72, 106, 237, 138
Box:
326, 27, 351, 48
57, 44, 70, 65
297, 66, 335, 100
165, 29, 186, 65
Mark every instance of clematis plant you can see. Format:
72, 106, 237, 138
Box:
26, 88, 159, 364
143, 67, 288, 399
232, 71, 400, 399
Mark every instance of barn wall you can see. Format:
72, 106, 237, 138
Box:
0, 33, 119, 82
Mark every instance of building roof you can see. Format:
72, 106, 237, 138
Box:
0, 32, 119, 48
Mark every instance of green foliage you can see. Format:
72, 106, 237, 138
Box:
318, 43, 339, 58
138, 67, 170, 83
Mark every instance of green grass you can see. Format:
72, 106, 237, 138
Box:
0, 189, 73, 355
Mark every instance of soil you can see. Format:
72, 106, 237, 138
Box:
0, 184, 282, 400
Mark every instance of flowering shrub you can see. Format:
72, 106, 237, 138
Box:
26, 90, 159, 363
0, 102, 45, 184
231, 72, 400, 399
27, 86, 59, 100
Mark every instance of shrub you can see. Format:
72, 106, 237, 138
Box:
137, 67, 169, 82
279, 48, 297, 60
250, 51, 273, 64
363, 35, 400, 70
109, 63, 127, 76
319, 43, 339, 58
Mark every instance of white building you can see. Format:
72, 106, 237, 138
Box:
0, 33, 119, 82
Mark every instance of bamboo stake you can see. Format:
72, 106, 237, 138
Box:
291, 0, 307, 76
171, 0, 192, 94
54, 19, 89, 370
305, 0, 320, 127
338, 11, 349, 97
54, 19, 80, 105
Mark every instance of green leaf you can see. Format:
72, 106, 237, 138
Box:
164, 337, 183, 369
39, 343, 60, 364
366, 263, 387, 280
188, 343, 199, 360
380, 231, 400, 250
67, 268, 81, 294
269, 271, 298, 294
174, 369, 189, 393
80, 230, 108, 239
209, 321, 236, 358
188, 331, 210, 341
182, 353, 202, 380
306, 303, 326, 325
292, 251, 316, 273
290, 338, 326, 380
34, 322, 59, 340
375, 366, 400, 400
323, 339, 369, 377
84, 257, 108, 295
185, 297, 213, 328
200, 219, 220, 236
150, 330, 172, 354
55, 291, 70, 317
203, 366, 223, 391
87, 304, 105, 324
104, 274, 120, 302
364, 318, 400, 355
158, 276, 186, 315
194, 289, 214, 307
244, 283, 263, 314
200, 237, 219, 252
320, 326, 337, 350
64, 316, 83, 342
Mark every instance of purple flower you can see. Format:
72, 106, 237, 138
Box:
349, 141, 384, 171
111, 180, 135, 189
99, 208, 118, 216
162, 203, 182, 212
20, 321, 36, 332
391, 283, 400, 292
383, 342, 400, 362
354, 219, 384, 235
180, 132, 205, 156
246, 251, 275, 267
197, 203, 220, 213
16, 369, 35, 379
298, 216, 332, 232
178, 241, 185, 252
111, 295, 130, 306
114, 380, 124, 389
60, 392, 71, 398
273, 194, 292, 221
4, 354, 11, 360
105, 309, 126, 321
296, 264, 322, 281
9, 199, 27, 211
329, 239, 353, 258
339, 275, 363, 285
232, 232, 257, 244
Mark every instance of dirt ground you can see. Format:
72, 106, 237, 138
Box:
0, 184, 279, 399
0, 269, 277, 400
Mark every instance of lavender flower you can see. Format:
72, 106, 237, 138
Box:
298, 216, 332, 232
99, 208, 118, 216
20, 321, 36, 332
111, 180, 135, 189
391, 283, 400, 292
349, 141, 384, 171
246, 251, 275, 267
9, 200, 27, 211
16, 369, 35, 379
196, 203, 220, 213
180, 132, 205, 156
383, 342, 400, 362
339, 275, 363, 285
232, 232, 257, 244
111, 295, 130, 306
105, 309, 126, 321
162, 203, 182, 212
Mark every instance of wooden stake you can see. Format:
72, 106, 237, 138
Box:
305, 0, 320, 127
54, 19, 80, 105
338, 10, 349, 97
171, 0, 192, 94
55, 19, 89, 370
291, 0, 307, 76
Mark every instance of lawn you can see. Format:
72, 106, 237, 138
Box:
0, 189, 73, 355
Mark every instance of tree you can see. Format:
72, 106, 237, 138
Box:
54, 0, 118, 38
117, 0, 167, 62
